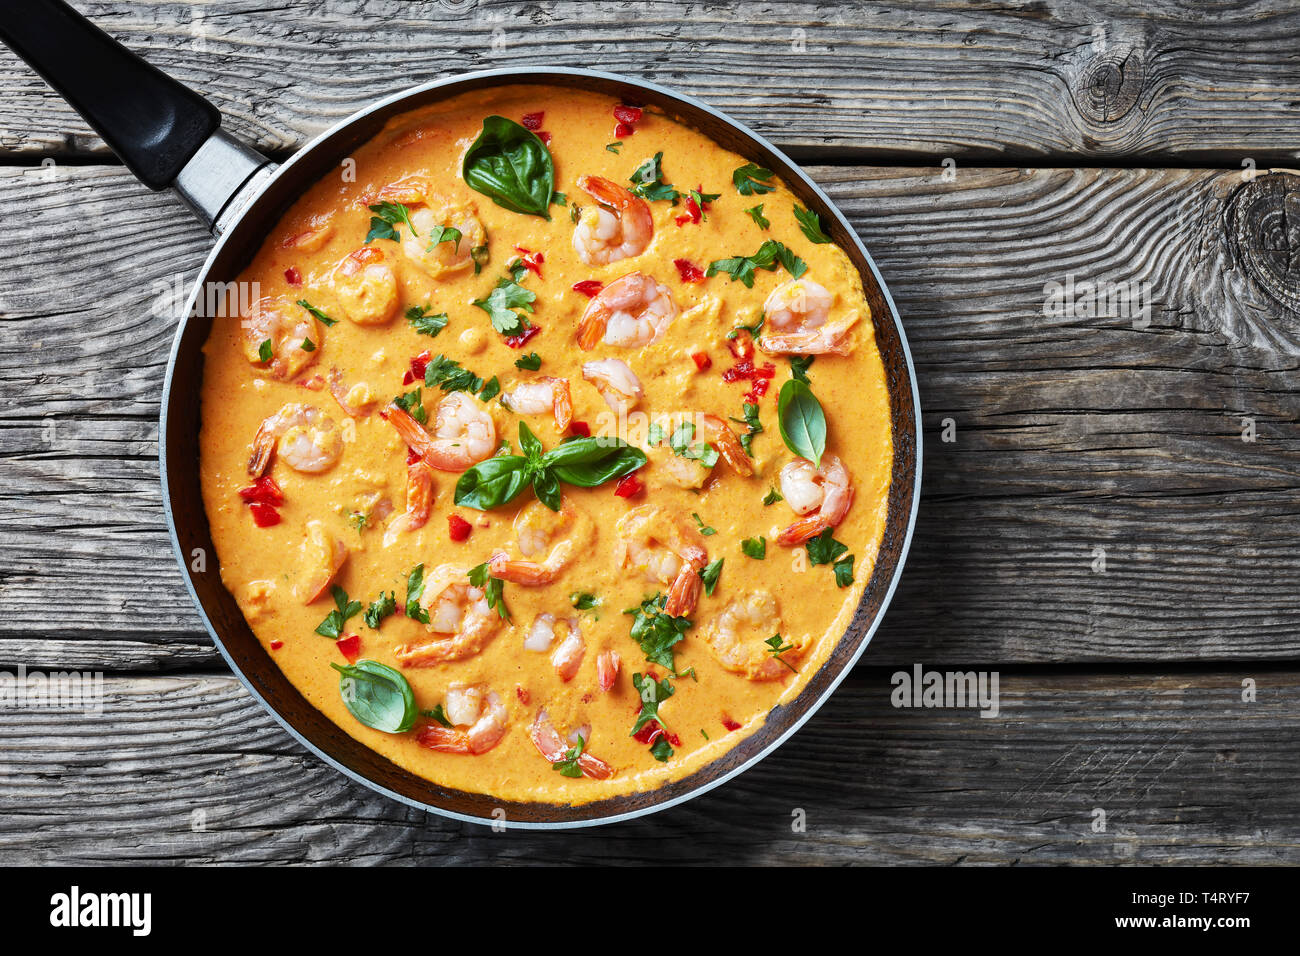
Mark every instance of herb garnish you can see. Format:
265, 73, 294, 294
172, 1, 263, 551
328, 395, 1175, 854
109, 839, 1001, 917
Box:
790, 355, 815, 383
669, 421, 720, 468
571, 591, 601, 611
462, 116, 555, 218
762, 486, 783, 506
631, 672, 675, 735
744, 203, 770, 229
706, 239, 807, 288
393, 387, 427, 424
331, 660, 417, 733
729, 402, 763, 456
257, 339, 273, 363
407, 305, 448, 337
628, 151, 680, 203
691, 513, 717, 537
764, 634, 798, 673
625, 593, 692, 674
365, 201, 418, 244
741, 536, 767, 560
514, 351, 542, 371
421, 704, 453, 728
425, 224, 462, 250
405, 564, 431, 624
363, 591, 396, 629
467, 562, 509, 620
473, 260, 536, 337
732, 162, 776, 195
793, 204, 832, 243
315, 585, 363, 639
297, 299, 337, 327
552, 736, 586, 777
776, 379, 826, 466
699, 558, 724, 596
455, 422, 646, 513
423, 354, 498, 402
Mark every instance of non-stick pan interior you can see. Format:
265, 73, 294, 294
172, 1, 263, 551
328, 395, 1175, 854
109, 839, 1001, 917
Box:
162, 69, 920, 827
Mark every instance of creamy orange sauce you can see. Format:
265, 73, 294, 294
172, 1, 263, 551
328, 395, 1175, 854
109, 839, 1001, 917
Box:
199, 85, 892, 805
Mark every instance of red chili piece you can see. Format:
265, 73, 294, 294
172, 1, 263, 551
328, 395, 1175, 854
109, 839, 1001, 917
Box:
504, 324, 541, 348
249, 503, 281, 527
238, 476, 284, 506
447, 514, 472, 542
572, 279, 604, 298
336, 634, 361, 662
514, 246, 544, 279
614, 473, 644, 498
690, 351, 712, 372
284, 267, 302, 286
674, 258, 705, 283
570, 420, 591, 437
721, 715, 742, 732
521, 111, 544, 130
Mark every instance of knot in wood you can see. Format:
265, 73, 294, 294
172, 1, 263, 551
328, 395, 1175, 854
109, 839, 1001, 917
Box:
1074, 46, 1144, 125
1228, 171, 1300, 313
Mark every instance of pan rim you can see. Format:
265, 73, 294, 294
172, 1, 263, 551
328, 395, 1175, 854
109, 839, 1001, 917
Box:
160, 66, 923, 829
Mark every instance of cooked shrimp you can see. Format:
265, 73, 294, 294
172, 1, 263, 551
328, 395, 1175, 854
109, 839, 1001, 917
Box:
242, 296, 321, 381
489, 501, 593, 585
758, 278, 859, 355
700, 414, 755, 478
704, 590, 799, 681
327, 367, 376, 418
777, 454, 854, 545
385, 392, 497, 472
577, 272, 678, 350
581, 358, 644, 413
596, 650, 621, 692
394, 565, 502, 666
297, 520, 348, 604
282, 216, 335, 252
381, 460, 434, 547
417, 684, 507, 755
529, 709, 613, 779
614, 505, 709, 616
522, 613, 586, 682
248, 403, 343, 476
500, 376, 573, 433
374, 177, 486, 279
330, 247, 399, 325
644, 413, 753, 489
572, 174, 653, 266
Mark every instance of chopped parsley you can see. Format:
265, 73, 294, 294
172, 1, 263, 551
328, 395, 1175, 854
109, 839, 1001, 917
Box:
732, 162, 776, 196
363, 591, 397, 629
764, 634, 798, 673
406, 305, 448, 337
707, 239, 807, 288
624, 593, 692, 674
257, 339, 273, 363
468, 562, 509, 620
421, 704, 453, 728
473, 261, 535, 336
744, 203, 771, 229
699, 558, 724, 596
478, 376, 501, 403
425, 224, 462, 250
669, 422, 720, 468
552, 736, 586, 777
729, 402, 763, 456
762, 486, 784, 506
301, 337, 316, 352
605, 142, 624, 154
833, 554, 855, 587
649, 737, 674, 762
347, 509, 369, 531
365, 201, 418, 243
726, 314, 765, 341
628, 151, 680, 203
741, 536, 767, 560
405, 564, 430, 625
297, 299, 338, 327
393, 387, 427, 425
423, 354, 498, 401
315, 585, 363, 640
806, 528, 849, 567
793, 204, 833, 243
631, 672, 674, 735
691, 513, 717, 536
514, 351, 542, 371
571, 591, 601, 611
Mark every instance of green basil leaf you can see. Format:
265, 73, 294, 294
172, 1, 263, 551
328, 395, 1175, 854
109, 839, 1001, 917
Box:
518, 421, 545, 462
777, 379, 826, 467
454, 455, 531, 510
532, 468, 563, 512
543, 438, 647, 487
330, 659, 417, 733
462, 115, 555, 218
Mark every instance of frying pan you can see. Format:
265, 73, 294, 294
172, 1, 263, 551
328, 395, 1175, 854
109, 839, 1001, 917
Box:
1, 0, 922, 828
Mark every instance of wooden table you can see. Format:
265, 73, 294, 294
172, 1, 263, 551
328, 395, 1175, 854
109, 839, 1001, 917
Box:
2, 0, 1298, 864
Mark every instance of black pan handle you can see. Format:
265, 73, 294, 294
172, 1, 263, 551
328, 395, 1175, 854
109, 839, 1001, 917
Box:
0, 0, 220, 189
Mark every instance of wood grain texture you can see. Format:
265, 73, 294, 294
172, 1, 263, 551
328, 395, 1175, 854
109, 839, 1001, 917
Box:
0, 0, 1297, 164
0, 669, 1293, 864
2, 163, 1299, 668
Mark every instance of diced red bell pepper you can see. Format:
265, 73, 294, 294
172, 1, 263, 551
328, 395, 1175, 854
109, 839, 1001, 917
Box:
721, 715, 742, 732
515, 685, 531, 705
504, 324, 541, 348
537, 131, 552, 146
336, 634, 361, 662
690, 351, 712, 372
613, 104, 643, 125
249, 503, 281, 527
284, 266, 302, 286
614, 122, 635, 139
569, 420, 591, 437
614, 473, 644, 498
633, 718, 681, 748
572, 279, 604, 298
447, 514, 472, 542
270, 640, 284, 651
674, 258, 705, 283
238, 476, 284, 506
521, 111, 544, 130
514, 246, 544, 278
674, 193, 702, 227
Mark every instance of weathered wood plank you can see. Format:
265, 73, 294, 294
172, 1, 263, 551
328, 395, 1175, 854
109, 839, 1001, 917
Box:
0, 669, 1294, 864
3, 163, 1299, 666
0, 0, 1298, 164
